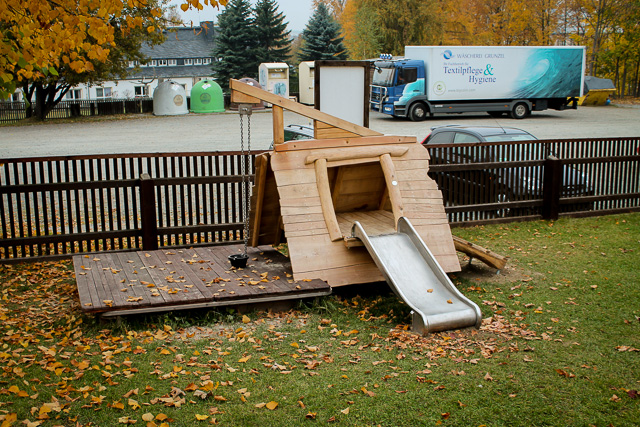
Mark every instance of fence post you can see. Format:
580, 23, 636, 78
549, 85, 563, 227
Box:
542, 155, 562, 220
139, 173, 159, 250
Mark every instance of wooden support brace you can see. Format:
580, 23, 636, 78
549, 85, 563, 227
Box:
379, 153, 404, 227
229, 78, 381, 138
452, 235, 508, 270
315, 158, 343, 242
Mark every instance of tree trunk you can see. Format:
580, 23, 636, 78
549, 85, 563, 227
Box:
634, 60, 640, 96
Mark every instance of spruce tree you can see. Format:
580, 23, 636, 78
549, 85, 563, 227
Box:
253, 0, 291, 64
299, 3, 348, 61
212, 0, 256, 91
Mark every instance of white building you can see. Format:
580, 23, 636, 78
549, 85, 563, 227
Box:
65, 22, 218, 101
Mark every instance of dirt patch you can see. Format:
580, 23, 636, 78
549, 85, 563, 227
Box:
451, 253, 542, 286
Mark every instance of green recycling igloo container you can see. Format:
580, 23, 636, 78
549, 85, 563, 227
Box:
190, 79, 225, 113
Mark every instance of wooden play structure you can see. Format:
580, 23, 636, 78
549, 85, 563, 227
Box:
231, 79, 461, 287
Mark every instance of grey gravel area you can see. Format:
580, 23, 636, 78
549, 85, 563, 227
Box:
1, 104, 639, 158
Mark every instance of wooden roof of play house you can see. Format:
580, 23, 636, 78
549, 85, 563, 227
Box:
230, 79, 460, 287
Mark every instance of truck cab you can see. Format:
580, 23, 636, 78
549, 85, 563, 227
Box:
370, 59, 424, 118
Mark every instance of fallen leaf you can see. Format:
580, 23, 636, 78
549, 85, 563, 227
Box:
266, 401, 278, 410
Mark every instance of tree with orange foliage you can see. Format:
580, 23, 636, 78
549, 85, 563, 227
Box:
0, 0, 226, 103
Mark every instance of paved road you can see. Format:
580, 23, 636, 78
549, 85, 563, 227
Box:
1, 104, 639, 158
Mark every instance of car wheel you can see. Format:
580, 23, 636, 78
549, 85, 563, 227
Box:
409, 103, 428, 121
510, 102, 529, 119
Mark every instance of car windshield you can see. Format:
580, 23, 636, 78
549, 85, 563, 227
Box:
485, 134, 535, 142
372, 67, 395, 87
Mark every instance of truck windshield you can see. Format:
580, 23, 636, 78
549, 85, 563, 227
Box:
372, 67, 395, 87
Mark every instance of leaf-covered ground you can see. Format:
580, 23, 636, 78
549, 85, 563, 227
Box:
1, 213, 639, 426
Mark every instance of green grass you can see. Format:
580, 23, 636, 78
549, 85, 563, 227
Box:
0, 213, 638, 426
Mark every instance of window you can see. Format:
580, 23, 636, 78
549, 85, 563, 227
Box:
195, 58, 203, 65
168, 59, 177, 66
184, 59, 193, 65
134, 86, 149, 97
66, 89, 82, 100
149, 60, 157, 66
96, 87, 113, 98
453, 132, 481, 144
158, 59, 167, 66
203, 58, 211, 65
397, 67, 418, 85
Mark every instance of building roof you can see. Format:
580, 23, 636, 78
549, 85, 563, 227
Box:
140, 22, 217, 59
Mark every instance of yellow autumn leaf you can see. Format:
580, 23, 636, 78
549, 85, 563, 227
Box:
195, 414, 209, 420
238, 355, 251, 363
180, 3, 189, 11
242, 315, 251, 324
128, 398, 140, 410
290, 342, 299, 348
341, 407, 350, 414
266, 401, 278, 410
142, 413, 154, 422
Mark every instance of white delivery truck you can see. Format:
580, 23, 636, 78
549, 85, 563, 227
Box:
370, 46, 586, 120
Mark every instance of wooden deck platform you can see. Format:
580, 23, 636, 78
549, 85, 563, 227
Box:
73, 244, 331, 317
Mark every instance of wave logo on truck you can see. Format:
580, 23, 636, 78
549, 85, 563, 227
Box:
442, 50, 453, 60
511, 49, 583, 98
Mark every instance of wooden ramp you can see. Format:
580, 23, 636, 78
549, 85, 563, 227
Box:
73, 245, 331, 317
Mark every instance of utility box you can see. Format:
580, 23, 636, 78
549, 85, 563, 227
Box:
153, 81, 188, 116
259, 63, 289, 100
299, 61, 315, 105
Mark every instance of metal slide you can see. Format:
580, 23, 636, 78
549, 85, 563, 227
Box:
352, 217, 482, 334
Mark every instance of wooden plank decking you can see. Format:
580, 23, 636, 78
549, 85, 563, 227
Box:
73, 244, 331, 317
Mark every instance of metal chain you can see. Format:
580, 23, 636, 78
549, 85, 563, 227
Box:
239, 108, 251, 255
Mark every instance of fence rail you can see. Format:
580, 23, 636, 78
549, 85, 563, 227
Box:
1, 137, 639, 261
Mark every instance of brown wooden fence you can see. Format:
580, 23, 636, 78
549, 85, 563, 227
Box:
0, 98, 154, 123
427, 137, 640, 225
0, 151, 266, 260
1, 137, 638, 261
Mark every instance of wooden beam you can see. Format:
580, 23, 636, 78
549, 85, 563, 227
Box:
274, 135, 416, 153
272, 105, 284, 145
314, 158, 343, 242
230, 79, 381, 138
304, 146, 409, 165
379, 153, 404, 227
452, 235, 508, 270
249, 154, 268, 247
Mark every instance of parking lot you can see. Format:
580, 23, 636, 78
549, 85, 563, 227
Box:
1, 104, 639, 158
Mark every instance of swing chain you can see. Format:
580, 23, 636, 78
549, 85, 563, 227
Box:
239, 104, 252, 255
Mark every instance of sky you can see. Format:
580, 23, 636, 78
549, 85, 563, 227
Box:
168, 0, 314, 33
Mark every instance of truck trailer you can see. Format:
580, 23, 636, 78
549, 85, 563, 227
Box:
370, 46, 586, 120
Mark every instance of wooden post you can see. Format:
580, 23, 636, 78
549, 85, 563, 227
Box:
139, 173, 158, 250
542, 155, 562, 220
272, 105, 284, 145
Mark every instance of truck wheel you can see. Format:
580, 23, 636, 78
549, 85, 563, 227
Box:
510, 102, 529, 119
409, 103, 428, 121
